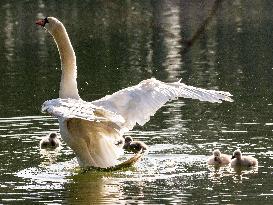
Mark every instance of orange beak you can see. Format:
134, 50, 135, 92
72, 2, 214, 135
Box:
36, 19, 46, 27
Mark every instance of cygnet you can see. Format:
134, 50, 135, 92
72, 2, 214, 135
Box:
40, 133, 60, 149
207, 149, 231, 165
231, 149, 258, 167
123, 136, 148, 154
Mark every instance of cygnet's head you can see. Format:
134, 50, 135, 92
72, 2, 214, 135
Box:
124, 136, 133, 144
213, 149, 221, 158
36, 17, 63, 34
232, 150, 242, 159
49, 133, 57, 139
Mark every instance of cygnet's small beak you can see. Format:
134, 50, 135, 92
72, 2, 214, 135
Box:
231, 155, 235, 159
36, 19, 46, 27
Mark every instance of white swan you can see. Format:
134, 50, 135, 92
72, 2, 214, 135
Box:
207, 149, 231, 166
36, 17, 233, 168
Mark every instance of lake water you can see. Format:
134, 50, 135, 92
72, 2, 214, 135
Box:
0, 0, 273, 204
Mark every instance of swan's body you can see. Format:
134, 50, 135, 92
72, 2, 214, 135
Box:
207, 149, 231, 166
40, 132, 61, 149
37, 17, 233, 168
231, 150, 258, 167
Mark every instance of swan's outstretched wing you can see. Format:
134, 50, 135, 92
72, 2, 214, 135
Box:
42, 98, 125, 125
93, 78, 233, 130
42, 98, 125, 168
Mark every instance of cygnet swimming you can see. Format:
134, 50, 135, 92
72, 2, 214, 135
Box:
123, 136, 148, 154
40, 133, 61, 149
231, 149, 258, 167
207, 149, 231, 165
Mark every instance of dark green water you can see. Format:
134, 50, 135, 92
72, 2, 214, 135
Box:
0, 0, 273, 204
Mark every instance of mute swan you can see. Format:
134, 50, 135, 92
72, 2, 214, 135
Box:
40, 133, 61, 149
207, 149, 231, 165
36, 17, 233, 168
231, 150, 258, 167
123, 136, 148, 154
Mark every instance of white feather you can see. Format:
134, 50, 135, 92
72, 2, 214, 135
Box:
93, 78, 233, 130
42, 98, 125, 125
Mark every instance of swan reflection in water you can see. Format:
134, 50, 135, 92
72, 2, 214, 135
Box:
66, 172, 124, 204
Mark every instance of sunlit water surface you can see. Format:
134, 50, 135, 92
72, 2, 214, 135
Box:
0, 0, 273, 204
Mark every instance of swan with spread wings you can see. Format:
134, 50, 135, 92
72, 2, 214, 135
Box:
36, 17, 233, 168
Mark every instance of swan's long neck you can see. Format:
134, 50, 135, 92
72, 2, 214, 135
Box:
51, 25, 80, 99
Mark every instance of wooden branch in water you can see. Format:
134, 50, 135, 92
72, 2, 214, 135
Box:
181, 0, 224, 54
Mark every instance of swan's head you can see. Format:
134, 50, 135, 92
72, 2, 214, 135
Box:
36, 17, 63, 34
232, 149, 242, 159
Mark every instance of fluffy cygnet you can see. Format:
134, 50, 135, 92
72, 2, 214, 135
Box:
123, 136, 148, 154
207, 149, 231, 165
40, 133, 61, 149
231, 149, 258, 167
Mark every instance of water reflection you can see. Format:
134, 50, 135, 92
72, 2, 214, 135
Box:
16, 153, 209, 204
208, 164, 259, 184
40, 148, 62, 166
152, 0, 182, 81
232, 165, 258, 177
67, 172, 122, 204
3, 3, 15, 63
